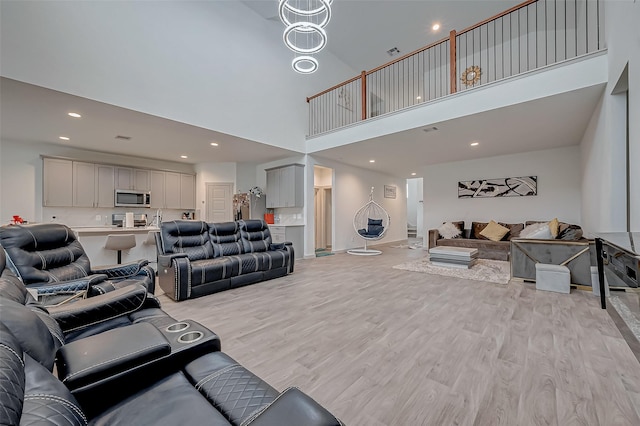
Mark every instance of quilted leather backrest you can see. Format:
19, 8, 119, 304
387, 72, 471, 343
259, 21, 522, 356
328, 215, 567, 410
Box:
239, 220, 272, 253
160, 221, 214, 261
0, 323, 25, 426
0, 298, 61, 371
208, 221, 243, 257
0, 224, 91, 284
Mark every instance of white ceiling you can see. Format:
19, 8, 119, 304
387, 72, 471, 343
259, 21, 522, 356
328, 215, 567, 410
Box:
0, 1, 603, 179
241, 0, 521, 71
0, 78, 301, 165
312, 84, 605, 177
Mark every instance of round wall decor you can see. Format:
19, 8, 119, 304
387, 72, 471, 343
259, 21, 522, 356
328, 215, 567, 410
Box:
461, 65, 482, 86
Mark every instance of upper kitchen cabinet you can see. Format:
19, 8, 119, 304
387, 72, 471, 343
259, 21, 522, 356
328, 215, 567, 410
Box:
43, 158, 73, 207
265, 164, 304, 208
180, 174, 196, 210
115, 167, 150, 191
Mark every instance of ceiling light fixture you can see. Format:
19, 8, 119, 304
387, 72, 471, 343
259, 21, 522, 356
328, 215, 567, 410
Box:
369, 160, 375, 163
278, 0, 332, 74
180, 155, 188, 159
411, 172, 417, 176
68, 112, 81, 118
210, 142, 219, 146
59, 136, 70, 141
416, 96, 422, 100
432, 23, 440, 31
470, 142, 479, 146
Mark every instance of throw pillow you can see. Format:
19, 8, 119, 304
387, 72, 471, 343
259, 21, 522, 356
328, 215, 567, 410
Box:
499, 222, 524, 240
479, 220, 510, 242
558, 223, 583, 240
519, 222, 552, 239
368, 218, 383, 226
471, 222, 489, 239
367, 224, 384, 236
438, 222, 462, 239
549, 218, 560, 238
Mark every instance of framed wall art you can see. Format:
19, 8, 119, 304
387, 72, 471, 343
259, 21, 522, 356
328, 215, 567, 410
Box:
384, 185, 397, 199
458, 176, 537, 198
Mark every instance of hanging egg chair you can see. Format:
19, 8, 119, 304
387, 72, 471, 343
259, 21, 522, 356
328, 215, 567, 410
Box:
347, 187, 391, 256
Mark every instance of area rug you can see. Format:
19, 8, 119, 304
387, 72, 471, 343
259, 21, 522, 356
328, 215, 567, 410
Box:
315, 248, 335, 258
390, 242, 423, 250
392, 258, 511, 284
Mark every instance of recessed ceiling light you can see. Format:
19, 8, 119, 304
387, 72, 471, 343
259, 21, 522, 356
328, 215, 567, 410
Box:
470, 142, 479, 146
180, 155, 188, 159
59, 136, 70, 141
411, 172, 417, 176
210, 142, 219, 146
68, 112, 81, 118
416, 96, 422, 100
432, 23, 440, 31
369, 159, 375, 163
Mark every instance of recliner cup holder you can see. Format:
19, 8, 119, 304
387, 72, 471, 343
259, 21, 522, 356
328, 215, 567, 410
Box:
177, 331, 204, 344
165, 322, 190, 333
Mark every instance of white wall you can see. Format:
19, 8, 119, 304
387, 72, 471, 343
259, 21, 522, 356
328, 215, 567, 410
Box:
314, 166, 333, 187
423, 146, 582, 233
309, 156, 407, 255
236, 163, 258, 195
0, 1, 357, 152
580, 0, 640, 232
0, 139, 194, 225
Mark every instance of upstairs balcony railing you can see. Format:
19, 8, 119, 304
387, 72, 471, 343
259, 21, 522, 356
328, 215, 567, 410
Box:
307, 0, 604, 136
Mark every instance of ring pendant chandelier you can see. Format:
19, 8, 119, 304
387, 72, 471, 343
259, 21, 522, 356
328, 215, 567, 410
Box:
278, 0, 332, 74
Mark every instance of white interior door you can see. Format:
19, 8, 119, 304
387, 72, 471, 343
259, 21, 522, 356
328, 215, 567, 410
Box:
206, 182, 233, 222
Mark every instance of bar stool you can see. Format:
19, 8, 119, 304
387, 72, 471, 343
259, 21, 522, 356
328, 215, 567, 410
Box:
104, 234, 136, 264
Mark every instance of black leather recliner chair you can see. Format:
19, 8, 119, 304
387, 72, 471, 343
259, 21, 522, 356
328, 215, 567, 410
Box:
0, 251, 344, 426
0, 223, 156, 304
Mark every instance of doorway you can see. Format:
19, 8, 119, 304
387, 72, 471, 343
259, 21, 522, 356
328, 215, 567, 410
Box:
314, 166, 333, 252
205, 182, 233, 222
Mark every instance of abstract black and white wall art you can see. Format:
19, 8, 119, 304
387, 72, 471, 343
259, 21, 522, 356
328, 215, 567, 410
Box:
458, 176, 537, 198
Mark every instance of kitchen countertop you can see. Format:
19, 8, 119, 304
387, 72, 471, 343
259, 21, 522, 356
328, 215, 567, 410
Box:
268, 223, 304, 227
72, 226, 160, 235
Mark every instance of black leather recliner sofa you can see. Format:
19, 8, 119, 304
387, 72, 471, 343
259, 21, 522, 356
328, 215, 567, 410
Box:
0, 248, 343, 426
0, 223, 156, 304
157, 219, 294, 301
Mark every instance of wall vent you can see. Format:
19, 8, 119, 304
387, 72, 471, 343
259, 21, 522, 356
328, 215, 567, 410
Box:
115, 135, 132, 140
422, 127, 439, 133
386, 47, 400, 56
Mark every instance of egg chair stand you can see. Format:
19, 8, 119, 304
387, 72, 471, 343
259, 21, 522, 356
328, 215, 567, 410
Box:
347, 187, 390, 256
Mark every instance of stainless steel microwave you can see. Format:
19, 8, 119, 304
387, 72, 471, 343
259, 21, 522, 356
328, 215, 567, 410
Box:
115, 189, 151, 208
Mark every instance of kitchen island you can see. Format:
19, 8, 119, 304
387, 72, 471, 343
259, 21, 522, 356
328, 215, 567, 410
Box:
72, 226, 160, 268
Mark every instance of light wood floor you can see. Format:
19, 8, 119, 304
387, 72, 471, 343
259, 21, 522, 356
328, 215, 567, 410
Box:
157, 242, 640, 426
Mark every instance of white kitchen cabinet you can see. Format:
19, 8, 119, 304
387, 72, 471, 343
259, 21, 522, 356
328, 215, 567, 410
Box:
269, 225, 304, 259
265, 165, 304, 208
150, 171, 166, 209
43, 158, 73, 207
180, 173, 195, 209
134, 169, 151, 191
73, 162, 96, 207
115, 167, 133, 190
164, 172, 181, 209
95, 165, 115, 207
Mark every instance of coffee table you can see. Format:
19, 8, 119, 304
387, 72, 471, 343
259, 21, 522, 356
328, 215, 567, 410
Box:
428, 246, 479, 269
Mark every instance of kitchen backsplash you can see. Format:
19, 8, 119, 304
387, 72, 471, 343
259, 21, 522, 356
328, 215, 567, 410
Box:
275, 207, 304, 225
43, 207, 187, 227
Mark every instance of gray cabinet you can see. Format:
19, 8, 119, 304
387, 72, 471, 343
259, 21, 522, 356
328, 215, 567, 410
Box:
265, 165, 304, 208
134, 169, 150, 191
73, 162, 96, 207
164, 172, 181, 209
269, 225, 304, 259
95, 165, 115, 207
116, 168, 149, 191
150, 171, 166, 209
115, 167, 133, 190
180, 174, 195, 209
43, 158, 73, 207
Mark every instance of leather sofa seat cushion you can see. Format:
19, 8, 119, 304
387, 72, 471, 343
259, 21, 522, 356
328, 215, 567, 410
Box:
184, 352, 279, 425
239, 220, 273, 253
0, 224, 91, 284
160, 221, 214, 261
190, 257, 240, 286
232, 253, 265, 274
254, 251, 290, 271
89, 372, 232, 426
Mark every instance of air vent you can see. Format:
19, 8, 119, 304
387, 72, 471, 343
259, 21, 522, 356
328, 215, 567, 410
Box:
386, 47, 400, 56
115, 135, 132, 140
422, 127, 439, 133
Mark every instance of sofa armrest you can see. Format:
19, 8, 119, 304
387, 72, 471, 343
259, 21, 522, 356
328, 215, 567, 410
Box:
428, 229, 439, 249
158, 253, 188, 268
91, 259, 149, 279
56, 322, 170, 391
28, 274, 109, 307
48, 284, 148, 332
244, 387, 343, 426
